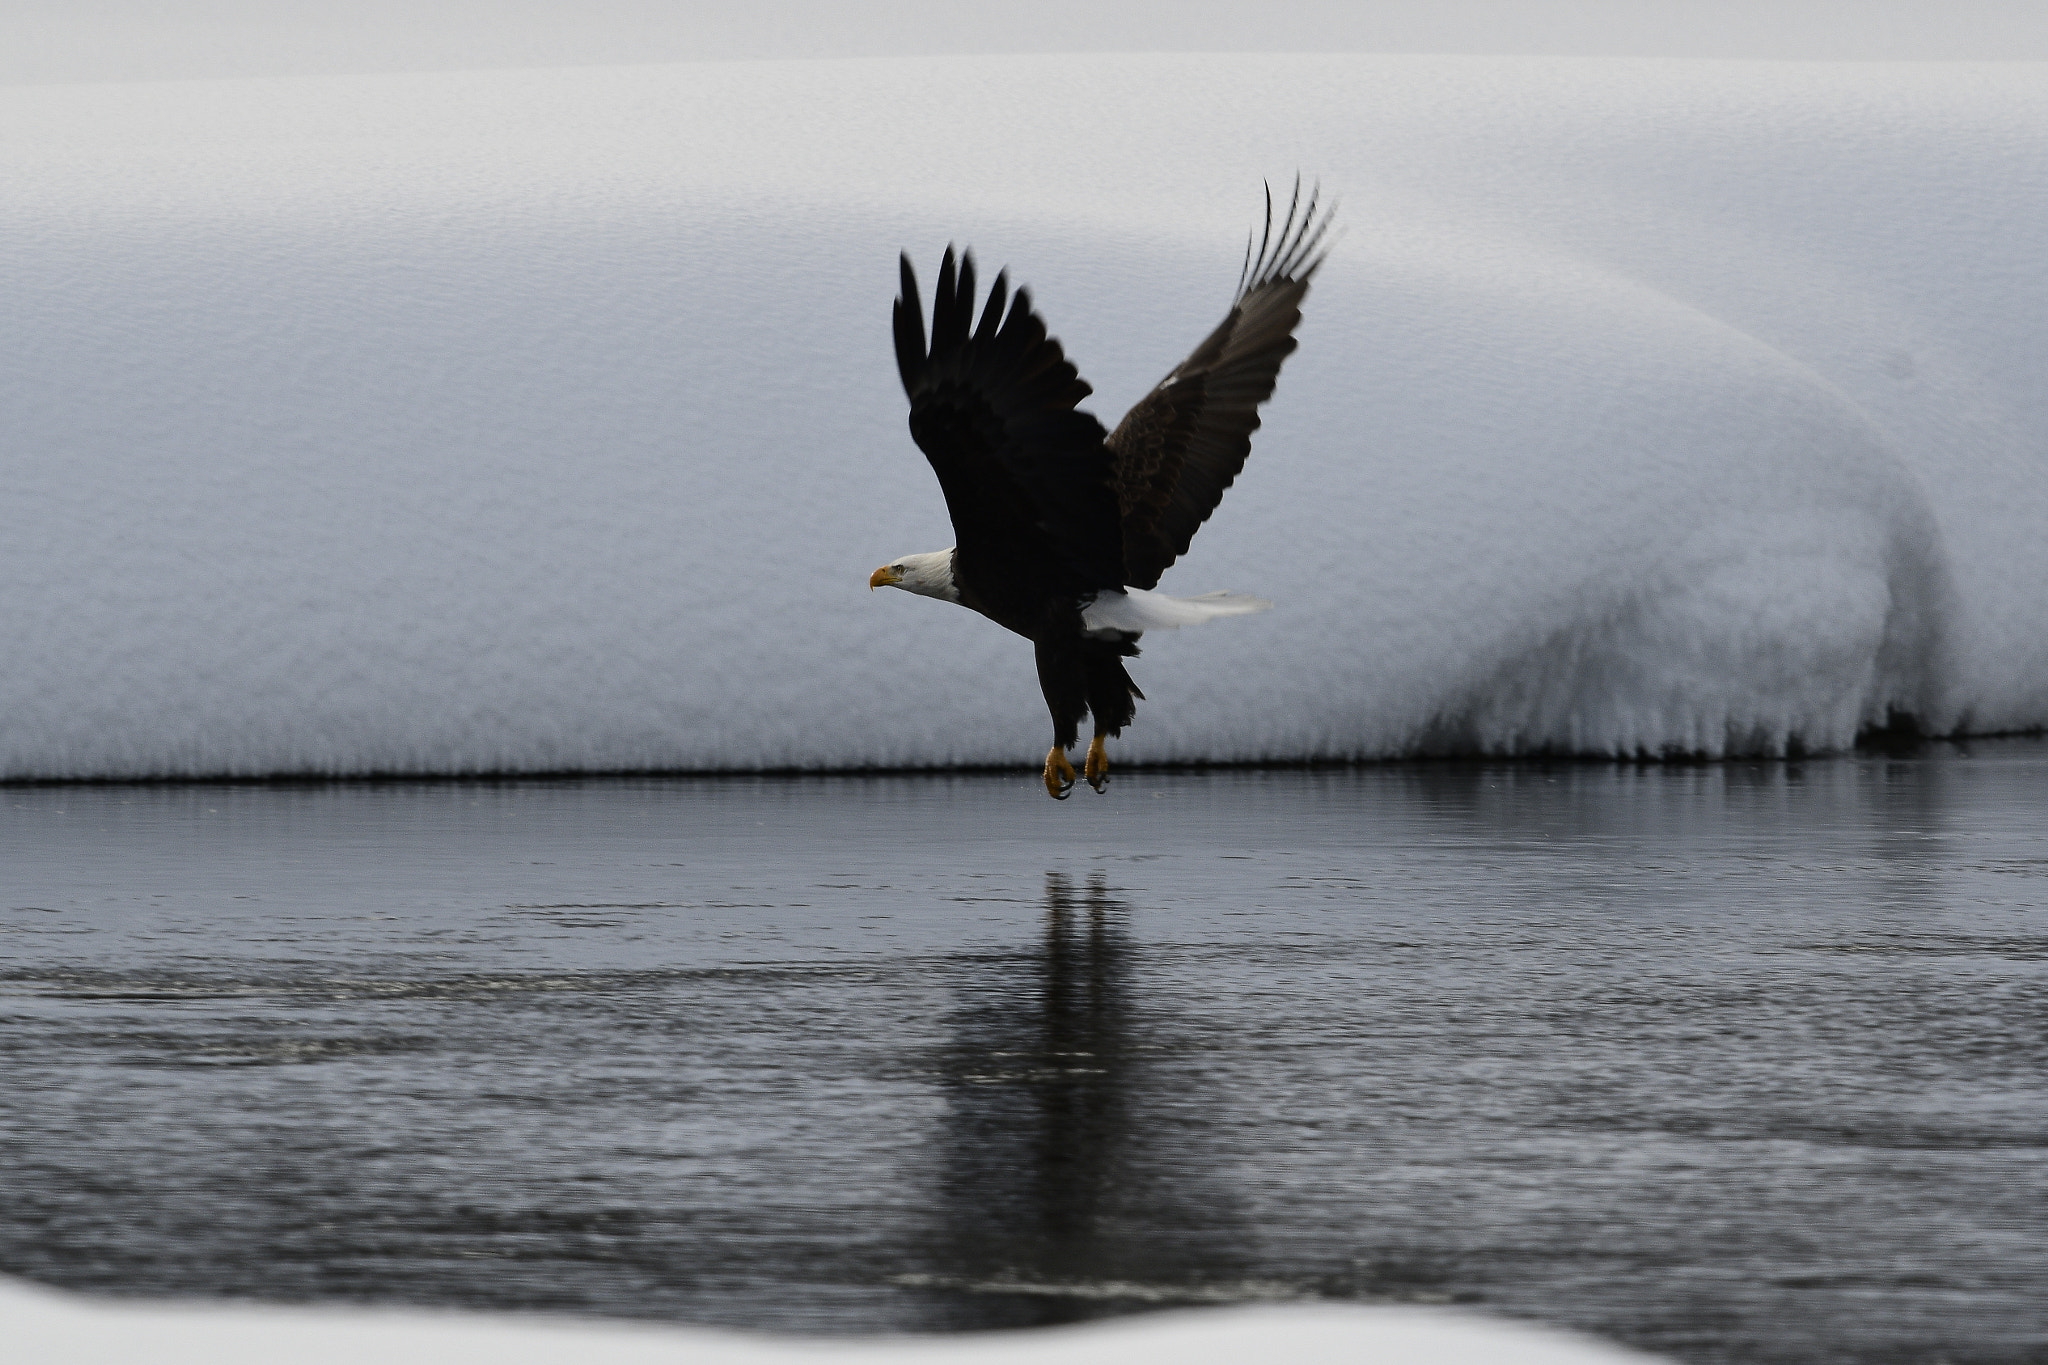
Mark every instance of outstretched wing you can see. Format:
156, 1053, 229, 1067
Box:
895, 249, 1123, 592
1107, 182, 1333, 590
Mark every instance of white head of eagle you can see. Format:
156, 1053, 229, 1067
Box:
867, 179, 1329, 799
868, 549, 961, 603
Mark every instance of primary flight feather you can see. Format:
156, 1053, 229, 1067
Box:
870, 182, 1333, 798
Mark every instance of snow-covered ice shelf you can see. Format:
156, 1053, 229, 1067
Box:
3, 56, 2044, 778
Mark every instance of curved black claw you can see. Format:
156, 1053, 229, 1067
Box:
1044, 746, 1078, 800
1084, 736, 1110, 794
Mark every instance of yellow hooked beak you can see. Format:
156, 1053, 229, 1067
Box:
869, 565, 903, 591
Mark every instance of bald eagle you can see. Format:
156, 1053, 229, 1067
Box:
870, 184, 1332, 798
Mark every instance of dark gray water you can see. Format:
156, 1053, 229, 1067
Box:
4, 745, 2048, 1363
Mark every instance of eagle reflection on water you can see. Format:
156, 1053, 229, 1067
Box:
911, 871, 1252, 1329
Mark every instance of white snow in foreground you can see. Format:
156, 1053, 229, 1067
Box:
2, 56, 2045, 778
3, 1277, 1663, 1365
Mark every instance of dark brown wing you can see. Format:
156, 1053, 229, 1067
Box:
1107, 182, 1333, 589
895, 248, 1124, 595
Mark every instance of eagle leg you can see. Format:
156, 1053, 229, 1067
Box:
1085, 734, 1110, 792
1044, 746, 1077, 800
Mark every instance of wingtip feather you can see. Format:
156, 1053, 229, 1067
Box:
1239, 173, 1336, 298
894, 252, 927, 394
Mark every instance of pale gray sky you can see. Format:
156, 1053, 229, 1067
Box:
4, 1, 2048, 85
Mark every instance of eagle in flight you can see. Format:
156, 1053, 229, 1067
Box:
870, 183, 1332, 799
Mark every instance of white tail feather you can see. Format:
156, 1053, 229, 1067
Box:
1081, 588, 1273, 636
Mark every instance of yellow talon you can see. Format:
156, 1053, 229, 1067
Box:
1085, 735, 1110, 793
1043, 746, 1077, 800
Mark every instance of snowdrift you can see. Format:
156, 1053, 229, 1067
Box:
2, 56, 2044, 778
3, 1277, 1662, 1365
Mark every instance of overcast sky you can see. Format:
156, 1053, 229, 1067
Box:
5, 0, 2048, 85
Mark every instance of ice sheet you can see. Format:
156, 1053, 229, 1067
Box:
2, 56, 2043, 777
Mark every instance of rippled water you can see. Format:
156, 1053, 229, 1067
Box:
4, 745, 2047, 1363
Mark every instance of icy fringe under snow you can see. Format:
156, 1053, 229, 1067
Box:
3, 56, 2046, 778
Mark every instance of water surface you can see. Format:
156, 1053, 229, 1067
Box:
4, 745, 2047, 1363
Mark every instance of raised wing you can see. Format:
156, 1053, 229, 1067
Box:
895, 248, 1123, 592
1107, 182, 1333, 590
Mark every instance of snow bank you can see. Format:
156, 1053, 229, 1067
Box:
2, 56, 2044, 777
2, 1276, 1662, 1365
